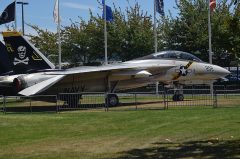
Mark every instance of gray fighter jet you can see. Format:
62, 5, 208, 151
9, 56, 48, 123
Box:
2, 31, 230, 106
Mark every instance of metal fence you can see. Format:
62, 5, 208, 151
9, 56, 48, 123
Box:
2, 95, 57, 113
108, 92, 166, 111
178, 85, 240, 91
165, 89, 217, 108
1, 87, 240, 113
58, 93, 106, 111
0, 96, 3, 113
216, 90, 240, 108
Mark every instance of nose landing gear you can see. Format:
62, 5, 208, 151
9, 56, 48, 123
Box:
172, 84, 184, 101
172, 94, 184, 101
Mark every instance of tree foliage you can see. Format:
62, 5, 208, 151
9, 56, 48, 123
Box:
27, 0, 239, 67
28, 25, 58, 63
159, 0, 239, 66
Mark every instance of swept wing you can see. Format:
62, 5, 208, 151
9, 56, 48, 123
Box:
18, 62, 175, 96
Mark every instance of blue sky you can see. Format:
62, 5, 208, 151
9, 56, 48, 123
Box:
0, 0, 178, 36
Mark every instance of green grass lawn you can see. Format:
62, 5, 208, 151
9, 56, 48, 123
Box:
0, 107, 240, 159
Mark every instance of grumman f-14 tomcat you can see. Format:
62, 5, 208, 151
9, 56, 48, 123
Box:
1, 31, 230, 106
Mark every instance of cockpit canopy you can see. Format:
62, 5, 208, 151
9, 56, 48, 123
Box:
136, 51, 203, 62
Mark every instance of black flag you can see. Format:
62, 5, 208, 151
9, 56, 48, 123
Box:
156, 0, 164, 16
234, 0, 238, 5
0, 2, 15, 25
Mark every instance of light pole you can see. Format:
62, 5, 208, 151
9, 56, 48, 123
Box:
17, 1, 28, 35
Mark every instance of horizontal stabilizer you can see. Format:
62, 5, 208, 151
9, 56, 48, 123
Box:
19, 75, 65, 96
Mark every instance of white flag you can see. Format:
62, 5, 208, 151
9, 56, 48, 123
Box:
53, 0, 59, 23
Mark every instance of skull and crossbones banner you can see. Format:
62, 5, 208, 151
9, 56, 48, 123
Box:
13, 57, 29, 65
13, 46, 29, 65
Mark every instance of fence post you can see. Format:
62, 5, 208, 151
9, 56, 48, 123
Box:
56, 95, 59, 113
30, 97, 32, 113
0, 96, 3, 114
164, 88, 168, 110
3, 96, 6, 114
224, 85, 227, 98
163, 89, 166, 109
213, 89, 218, 108
192, 85, 194, 99
0, 96, 2, 113
135, 93, 137, 110
104, 93, 108, 112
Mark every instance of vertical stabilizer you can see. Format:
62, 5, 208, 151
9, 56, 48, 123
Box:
0, 41, 12, 74
2, 31, 55, 74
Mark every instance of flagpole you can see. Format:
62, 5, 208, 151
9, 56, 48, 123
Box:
14, 0, 17, 31
104, 1, 108, 65
154, 0, 157, 53
58, 0, 61, 69
154, 0, 159, 95
208, 0, 214, 97
208, 0, 212, 64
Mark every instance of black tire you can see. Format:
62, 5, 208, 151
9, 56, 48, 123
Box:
172, 94, 178, 101
106, 94, 119, 107
178, 94, 184, 101
172, 94, 184, 101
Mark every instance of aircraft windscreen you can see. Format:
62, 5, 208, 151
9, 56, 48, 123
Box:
136, 51, 203, 62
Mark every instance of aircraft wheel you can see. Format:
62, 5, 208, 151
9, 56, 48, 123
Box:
178, 94, 184, 101
172, 94, 178, 101
172, 94, 184, 101
107, 94, 119, 107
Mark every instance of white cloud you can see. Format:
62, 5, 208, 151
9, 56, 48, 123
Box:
62, 2, 96, 11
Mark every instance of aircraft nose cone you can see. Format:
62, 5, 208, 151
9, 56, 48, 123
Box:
215, 66, 230, 77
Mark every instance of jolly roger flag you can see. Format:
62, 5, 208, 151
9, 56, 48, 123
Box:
0, 2, 15, 25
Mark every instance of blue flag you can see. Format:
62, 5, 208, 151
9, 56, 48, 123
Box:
102, 0, 113, 22
105, 5, 113, 22
155, 0, 164, 16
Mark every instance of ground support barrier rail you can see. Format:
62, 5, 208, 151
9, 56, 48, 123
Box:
107, 91, 167, 111
2, 95, 58, 113
215, 90, 240, 108
57, 93, 106, 111
0, 95, 4, 113
1, 88, 239, 113
165, 89, 217, 109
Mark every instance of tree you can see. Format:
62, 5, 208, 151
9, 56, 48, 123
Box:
27, 0, 239, 67
159, 0, 239, 66
120, 3, 154, 61
28, 25, 58, 64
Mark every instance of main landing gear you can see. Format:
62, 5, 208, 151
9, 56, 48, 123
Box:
105, 79, 120, 107
106, 94, 119, 107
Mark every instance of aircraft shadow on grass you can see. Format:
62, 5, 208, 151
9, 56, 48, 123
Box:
113, 139, 240, 159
